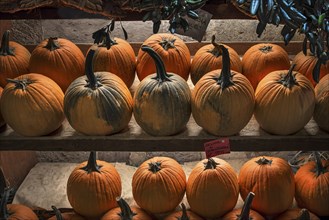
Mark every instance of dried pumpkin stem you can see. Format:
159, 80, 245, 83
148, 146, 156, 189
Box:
297, 209, 311, 220
100, 32, 118, 50
0, 188, 11, 219
259, 45, 273, 53
116, 197, 137, 219
255, 157, 272, 165
141, 45, 171, 83
51, 206, 63, 220
313, 151, 326, 177
280, 64, 298, 89
0, 30, 15, 56
148, 161, 162, 173
239, 192, 255, 220
6, 78, 32, 91
209, 35, 223, 57
44, 37, 60, 51
159, 38, 176, 50
216, 44, 234, 89
85, 49, 102, 90
179, 203, 190, 220
80, 151, 102, 174
204, 158, 219, 170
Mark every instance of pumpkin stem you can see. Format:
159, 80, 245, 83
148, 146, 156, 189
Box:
208, 35, 223, 57
85, 49, 102, 90
238, 192, 255, 220
255, 157, 272, 165
159, 38, 176, 51
6, 78, 32, 91
259, 45, 273, 53
216, 44, 234, 89
141, 45, 172, 83
80, 151, 102, 174
297, 209, 311, 220
0, 188, 11, 219
100, 31, 118, 50
204, 158, 219, 170
0, 30, 15, 56
280, 64, 298, 89
44, 37, 60, 51
51, 206, 63, 220
313, 151, 326, 177
116, 197, 137, 219
178, 203, 190, 220
148, 161, 162, 173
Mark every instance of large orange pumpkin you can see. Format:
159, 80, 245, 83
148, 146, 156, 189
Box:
133, 45, 191, 136
64, 48, 133, 135
136, 33, 190, 81
190, 35, 242, 85
0, 73, 64, 136
254, 64, 315, 135
293, 50, 329, 86
314, 74, 329, 132
0, 86, 5, 127
89, 35, 136, 88
100, 197, 153, 220
29, 37, 85, 92
221, 192, 265, 220
163, 204, 204, 220
294, 152, 329, 217
48, 206, 86, 220
186, 157, 239, 219
0, 30, 31, 87
192, 44, 254, 136
132, 156, 186, 214
238, 156, 295, 216
274, 208, 320, 220
67, 151, 122, 219
242, 43, 291, 89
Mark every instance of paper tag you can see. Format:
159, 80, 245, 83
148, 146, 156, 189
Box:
204, 138, 230, 158
175, 9, 213, 42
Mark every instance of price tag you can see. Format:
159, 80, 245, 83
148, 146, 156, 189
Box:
204, 138, 230, 158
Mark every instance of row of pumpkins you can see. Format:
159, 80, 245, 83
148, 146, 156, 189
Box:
2, 152, 329, 220
0, 31, 328, 137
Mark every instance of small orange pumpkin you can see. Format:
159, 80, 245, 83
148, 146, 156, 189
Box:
242, 43, 291, 89
66, 151, 122, 219
163, 203, 204, 220
238, 156, 295, 216
47, 206, 86, 220
314, 74, 329, 132
136, 33, 191, 81
132, 156, 186, 214
0, 86, 5, 127
186, 157, 239, 219
0, 30, 31, 87
0, 73, 64, 136
29, 37, 85, 92
293, 50, 329, 86
274, 208, 320, 220
190, 35, 242, 85
294, 152, 329, 217
101, 197, 153, 220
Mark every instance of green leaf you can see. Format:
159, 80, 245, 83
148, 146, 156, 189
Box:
318, 13, 325, 26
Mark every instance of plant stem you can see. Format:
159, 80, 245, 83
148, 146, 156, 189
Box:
204, 158, 219, 170
80, 151, 102, 174
0, 30, 14, 56
255, 157, 272, 165
209, 35, 223, 57
44, 37, 60, 51
6, 78, 32, 91
117, 197, 137, 219
0, 188, 11, 219
179, 203, 190, 220
148, 161, 162, 173
313, 151, 326, 177
85, 49, 102, 90
280, 64, 298, 89
216, 44, 234, 89
239, 192, 255, 220
51, 206, 63, 220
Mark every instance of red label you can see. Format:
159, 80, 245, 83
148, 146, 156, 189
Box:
204, 138, 230, 158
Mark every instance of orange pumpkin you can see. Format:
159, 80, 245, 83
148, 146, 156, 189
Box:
186, 157, 239, 219
242, 43, 291, 89
48, 206, 86, 220
190, 35, 242, 85
0, 73, 64, 136
274, 208, 320, 220
89, 35, 136, 88
29, 37, 85, 92
64, 48, 133, 136
293, 50, 329, 86
101, 197, 153, 220
0, 86, 5, 127
238, 156, 295, 216
221, 192, 265, 220
191, 44, 254, 136
136, 33, 190, 81
314, 74, 329, 132
133, 45, 191, 136
0, 30, 31, 87
294, 152, 329, 217
254, 64, 315, 135
163, 204, 204, 220
132, 156, 186, 214
67, 151, 122, 219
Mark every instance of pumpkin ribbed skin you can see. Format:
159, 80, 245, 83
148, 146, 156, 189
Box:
254, 66, 315, 135
190, 35, 242, 85
0, 73, 64, 136
64, 49, 133, 136
5, 204, 39, 220
293, 50, 329, 86
274, 208, 320, 220
242, 43, 291, 89
90, 37, 136, 88
29, 37, 85, 92
294, 154, 329, 217
238, 156, 295, 216
186, 158, 239, 219
132, 157, 186, 214
136, 33, 190, 81
314, 74, 329, 132
0, 30, 31, 88
0, 86, 5, 127
67, 152, 122, 219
